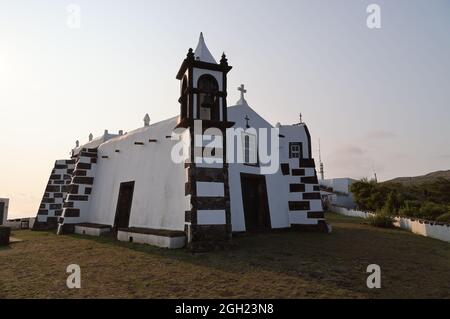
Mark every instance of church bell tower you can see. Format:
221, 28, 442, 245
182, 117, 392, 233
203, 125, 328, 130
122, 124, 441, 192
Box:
176, 33, 234, 251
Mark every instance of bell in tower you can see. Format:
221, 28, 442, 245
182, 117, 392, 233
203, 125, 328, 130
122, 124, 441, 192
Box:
176, 32, 232, 124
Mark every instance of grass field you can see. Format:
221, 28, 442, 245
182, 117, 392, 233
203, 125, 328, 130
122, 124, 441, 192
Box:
0, 213, 449, 299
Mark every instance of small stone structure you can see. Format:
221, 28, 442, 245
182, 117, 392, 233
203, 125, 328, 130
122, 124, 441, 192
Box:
0, 226, 11, 246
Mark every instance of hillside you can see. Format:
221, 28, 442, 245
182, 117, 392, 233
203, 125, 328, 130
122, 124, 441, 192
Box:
384, 170, 450, 186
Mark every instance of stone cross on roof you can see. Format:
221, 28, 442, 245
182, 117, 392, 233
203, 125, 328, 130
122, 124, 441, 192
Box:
236, 84, 248, 105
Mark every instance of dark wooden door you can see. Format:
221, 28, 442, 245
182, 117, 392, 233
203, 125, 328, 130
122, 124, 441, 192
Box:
114, 181, 135, 230
240, 174, 271, 232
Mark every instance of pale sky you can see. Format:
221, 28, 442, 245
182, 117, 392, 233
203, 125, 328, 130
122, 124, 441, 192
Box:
1, 0, 449, 218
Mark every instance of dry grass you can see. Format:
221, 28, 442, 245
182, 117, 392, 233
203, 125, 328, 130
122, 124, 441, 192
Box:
0, 213, 449, 299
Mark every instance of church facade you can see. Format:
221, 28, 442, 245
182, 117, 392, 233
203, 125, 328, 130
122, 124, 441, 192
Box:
34, 34, 327, 250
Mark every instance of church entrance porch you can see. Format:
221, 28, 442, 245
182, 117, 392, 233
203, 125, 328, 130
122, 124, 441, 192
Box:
240, 173, 271, 232
113, 181, 135, 230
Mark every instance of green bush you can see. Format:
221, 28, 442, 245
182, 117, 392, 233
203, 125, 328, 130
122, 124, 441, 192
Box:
436, 212, 450, 223
418, 202, 449, 220
367, 212, 395, 228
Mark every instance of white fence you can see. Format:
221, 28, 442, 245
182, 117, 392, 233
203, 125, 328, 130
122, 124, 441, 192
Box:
331, 206, 450, 243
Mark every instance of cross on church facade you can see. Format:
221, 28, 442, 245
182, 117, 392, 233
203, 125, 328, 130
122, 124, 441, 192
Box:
244, 115, 250, 128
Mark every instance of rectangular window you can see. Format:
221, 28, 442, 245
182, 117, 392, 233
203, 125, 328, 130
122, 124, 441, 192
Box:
242, 133, 257, 165
289, 142, 302, 159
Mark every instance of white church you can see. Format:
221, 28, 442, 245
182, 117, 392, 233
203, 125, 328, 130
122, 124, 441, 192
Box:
34, 34, 327, 251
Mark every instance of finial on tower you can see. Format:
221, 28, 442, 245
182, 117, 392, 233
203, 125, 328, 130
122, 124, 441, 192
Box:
299, 113, 303, 124
144, 114, 150, 127
88, 133, 93, 142
237, 84, 248, 105
220, 52, 228, 66
187, 48, 194, 61
75, 140, 80, 148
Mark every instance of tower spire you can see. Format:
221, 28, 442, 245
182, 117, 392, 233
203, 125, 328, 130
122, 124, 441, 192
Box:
194, 32, 217, 64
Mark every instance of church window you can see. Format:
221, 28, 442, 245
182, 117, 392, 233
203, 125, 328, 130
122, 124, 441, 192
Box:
180, 76, 188, 119
242, 133, 257, 165
289, 142, 302, 159
197, 74, 219, 121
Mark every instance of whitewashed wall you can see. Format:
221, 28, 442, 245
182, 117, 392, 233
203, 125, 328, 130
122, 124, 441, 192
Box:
86, 116, 186, 232
331, 206, 450, 243
228, 104, 290, 231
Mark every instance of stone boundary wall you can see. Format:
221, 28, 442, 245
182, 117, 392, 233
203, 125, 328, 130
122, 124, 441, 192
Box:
331, 205, 450, 243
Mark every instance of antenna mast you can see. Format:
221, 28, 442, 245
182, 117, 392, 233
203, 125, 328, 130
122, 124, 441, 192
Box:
318, 139, 324, 180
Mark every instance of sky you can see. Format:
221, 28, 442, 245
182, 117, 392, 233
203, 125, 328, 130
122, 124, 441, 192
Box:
0, 0, 449, 218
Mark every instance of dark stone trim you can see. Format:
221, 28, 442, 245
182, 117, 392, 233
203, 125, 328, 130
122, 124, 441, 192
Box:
80, 152, 97, 158
64, 208, 80, 217
300, 158, 315, 168
73, 170, 87, 176
291, 220, 328, 233
185, 182, 193, 196
70, 185, 79, 194
292, 169, 305, 176
281, 163, 290, 175
176, 58, 232, 80
85, 187, 92, 195
49, 204, 62, 210
75, 223, 111, 229
303, 192, 322, 200
77, 162, 92, 170
288, 201, 311, 211
118, 227, 185, 238
308, 211, 325, 219
37, 210, 49, 215
42, 198, 55, 204
192, 197, 226, 210
67, 195, 89, 201
63, 202, 74, 208
301, 176, 319, 184
45, 185, 60, 192
73, 177, 94, 185
134, 142, 145, 145
148, 139, 158, 143
175, 118, 235, 130
185, 211, 197, 224
289, 184, 306, 193
188, 167, 225, 183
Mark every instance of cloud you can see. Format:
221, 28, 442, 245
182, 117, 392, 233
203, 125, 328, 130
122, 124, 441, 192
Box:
365, 130, 397, 140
